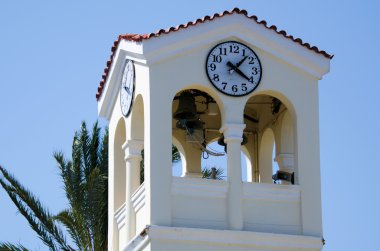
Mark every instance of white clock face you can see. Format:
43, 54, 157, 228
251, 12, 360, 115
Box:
120, 60, 135, 117
206, 41, 262, 96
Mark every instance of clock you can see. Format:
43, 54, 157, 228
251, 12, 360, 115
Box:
206, 41, 262, 96
120, 59, 135, 117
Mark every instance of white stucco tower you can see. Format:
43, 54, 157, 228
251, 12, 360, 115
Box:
97, 8, 332, 251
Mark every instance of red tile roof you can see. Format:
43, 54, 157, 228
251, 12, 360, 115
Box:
96, 7, 333, 101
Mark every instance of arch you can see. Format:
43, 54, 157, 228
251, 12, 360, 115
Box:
113, 118, 126, 210
259, 128, 275, 183
129, 94, 144, 141
243, 91, 297, 184
172, 87, 223, 178
245, 89, 297, 124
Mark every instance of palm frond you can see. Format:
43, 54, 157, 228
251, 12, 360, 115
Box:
0, 242, 29, 251
79, 121, 91, 181
0, 166, 70, 251
0, 121, 108, 251
54, 209, 84, 251
89, 121, 101, 174
202, 167, 225, 180
172, 145, 181, 163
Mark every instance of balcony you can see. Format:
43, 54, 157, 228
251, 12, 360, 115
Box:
117, 176, 302, 238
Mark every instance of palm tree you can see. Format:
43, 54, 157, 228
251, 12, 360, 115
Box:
54, 121, 108, 250
0, 121, 222, 250
202, 167, 225, 180
0, 121, 108, 251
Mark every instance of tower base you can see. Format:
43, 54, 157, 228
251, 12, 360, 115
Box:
125, 225, 323, 251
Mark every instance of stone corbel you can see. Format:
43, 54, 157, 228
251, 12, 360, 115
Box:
275, 153, 295, 173
220, 123, 246, 143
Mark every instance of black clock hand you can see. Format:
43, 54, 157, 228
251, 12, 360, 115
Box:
124, 86, 131, 95
226, 61, 250, 81
228, 56, 248, 74
236, 56, 248, 68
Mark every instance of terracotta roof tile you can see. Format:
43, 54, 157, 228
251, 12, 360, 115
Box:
96, 7, 333, 101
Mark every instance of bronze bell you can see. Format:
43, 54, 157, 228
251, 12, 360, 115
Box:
173, 92, 197, 121
217, 134, 248, 153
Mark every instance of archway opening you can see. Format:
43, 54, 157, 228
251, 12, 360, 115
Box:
243, 94, 295, 184
113, 118, 126, 210
129, 95, 145, 187
172, 89, 224, 178
201, 141, 226, 180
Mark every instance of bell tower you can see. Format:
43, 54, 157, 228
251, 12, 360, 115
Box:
97, 8, 331, 251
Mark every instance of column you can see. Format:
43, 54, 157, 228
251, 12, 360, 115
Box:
296, 96, 323, 236
122, 139, 144, 241
144, 92, 172, 226
220, 123, 245, 230
275, 153, 295, 185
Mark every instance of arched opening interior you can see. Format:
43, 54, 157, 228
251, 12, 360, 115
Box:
201, 141, 226, 180
114, 118, 126, 210
241, 146, 252, 182
272, 143, 280, 176
129, 94, 145, 186
259, 128, 275, 183
172, 89, 224, 178
244, 94, 295, 184
172, 136, 184, 177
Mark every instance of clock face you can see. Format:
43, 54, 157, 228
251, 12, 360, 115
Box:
206, 41, 262, 96
120, 60, 135, 117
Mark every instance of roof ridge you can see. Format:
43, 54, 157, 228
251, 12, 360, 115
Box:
96, 7, 333, 101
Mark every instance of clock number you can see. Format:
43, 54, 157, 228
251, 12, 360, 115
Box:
219, 47, 227, 55
229, 45, 240, 54
241, 83, 247, 92
209, 63, 216, 71
232, 84, 238, 92
213, 74, 220, 82
252, 67, 258, 75
249, 77, 254, 84
212, 55, 222, 63
242, 49, 246, 57
222, 82, 227, 90
248, 56, 256, 64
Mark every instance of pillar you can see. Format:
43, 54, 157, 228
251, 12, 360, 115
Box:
122, 139, 144, 241
220, 123, 245, 230
296, 96, 323, 236
144, 86, 172, 226
275, 153, 295, 185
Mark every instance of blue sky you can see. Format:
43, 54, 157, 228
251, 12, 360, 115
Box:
1, 1, 379, 250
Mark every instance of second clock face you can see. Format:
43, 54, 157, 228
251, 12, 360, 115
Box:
120, 60, 135, 117
206, 41, 262, 96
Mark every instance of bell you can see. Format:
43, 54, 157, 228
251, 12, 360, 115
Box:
217, 134, 248, 153
173, 92, 197, 120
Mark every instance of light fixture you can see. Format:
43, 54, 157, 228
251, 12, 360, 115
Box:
272, 170, 294, 184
